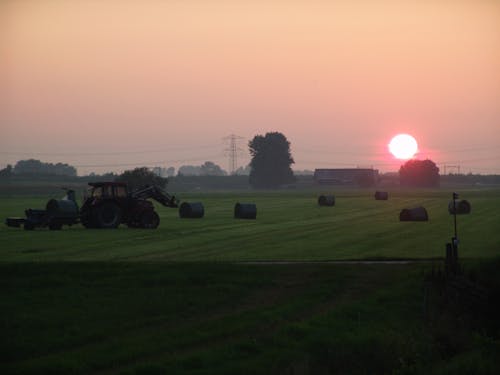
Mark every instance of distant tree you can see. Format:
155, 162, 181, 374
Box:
234, 164, 251, 176
177, 165, 202, 176
53, 162, 77, 176
13, 159, 43, 174
0, 164, 13, 179
249, 132, 295, 188
151, 166, 176, 177
115, 167, 167, 190
200, 161, 227, 176
87, 171, 117, 181
13, 159, 77, 176
399, 159, 440, 187
100, 172, 117, 180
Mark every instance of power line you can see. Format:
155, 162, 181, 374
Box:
0, 144, 221, 156
72, 154, 223, 168
2, 143, 496, 159
443, 165, 460, 175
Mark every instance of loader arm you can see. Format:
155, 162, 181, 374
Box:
130, 185, 179, 208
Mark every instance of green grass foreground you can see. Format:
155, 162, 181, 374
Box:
2, 262, 499, 375
1, 189, 499, 374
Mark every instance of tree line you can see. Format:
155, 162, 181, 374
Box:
3, 132, 495, 188
0, 159, 77, 177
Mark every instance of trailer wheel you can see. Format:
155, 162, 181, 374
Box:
24, 221, 35, 230
96, 202, 122, 229
140, 210, 160, 229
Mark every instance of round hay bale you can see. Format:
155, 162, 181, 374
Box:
374, 191, 389, 200
318, 195, 335, 206
234, 203, 256, 219
46, 199, 79, 219
399, 206, 428, 221
179, 202, 204, 218
448, 200, 471, 215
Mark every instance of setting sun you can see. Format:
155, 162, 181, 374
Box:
388, 134, 418, 160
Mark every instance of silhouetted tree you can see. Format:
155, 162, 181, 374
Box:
178, 162, 227, 176
166, 167, 176, 177
249, 132, 295, 188
177, 165, 201, 176
115, 167, 167, 190
399, 159, 440, 187
200, 161, 227, 176
234, 164, 251, 175
13, 159, 77, 176
0, 164, 13, 179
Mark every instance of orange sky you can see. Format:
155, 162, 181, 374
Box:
1, 0, 499, 174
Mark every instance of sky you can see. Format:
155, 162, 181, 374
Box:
1, 0, 499, 175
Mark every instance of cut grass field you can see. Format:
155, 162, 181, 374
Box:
1, 188, 499, 374
1, 189, 499, 261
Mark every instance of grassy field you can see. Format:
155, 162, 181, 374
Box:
1, 188, 499, 374
1, 189, 499, 261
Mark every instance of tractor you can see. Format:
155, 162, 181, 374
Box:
5, 182, 179, 230
80, 182, 178, 229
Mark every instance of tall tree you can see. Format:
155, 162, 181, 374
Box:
115, 167, 167, 190
399, 159, 440, 187
249, 132, 295, 188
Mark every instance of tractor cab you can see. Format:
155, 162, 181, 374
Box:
86, 182, 128, 200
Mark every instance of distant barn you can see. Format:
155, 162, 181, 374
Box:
314, 168, 379, 187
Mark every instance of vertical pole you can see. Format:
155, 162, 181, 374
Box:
453, 192, 458, 241
452, 192, 459, 271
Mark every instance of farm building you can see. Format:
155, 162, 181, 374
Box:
314, 168, 379, 186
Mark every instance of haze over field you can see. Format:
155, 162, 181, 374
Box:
1, 0, 499, 175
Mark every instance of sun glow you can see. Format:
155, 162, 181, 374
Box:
388, 134, 418, 160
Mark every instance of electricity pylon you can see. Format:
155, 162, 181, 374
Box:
223, 134, 244, 174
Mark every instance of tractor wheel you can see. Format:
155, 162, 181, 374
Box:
95, 202, 122, 229
81, 217, 93, 228
49, 221, 62, 230
80, 211, 96, 228
140, 210, 160, 229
